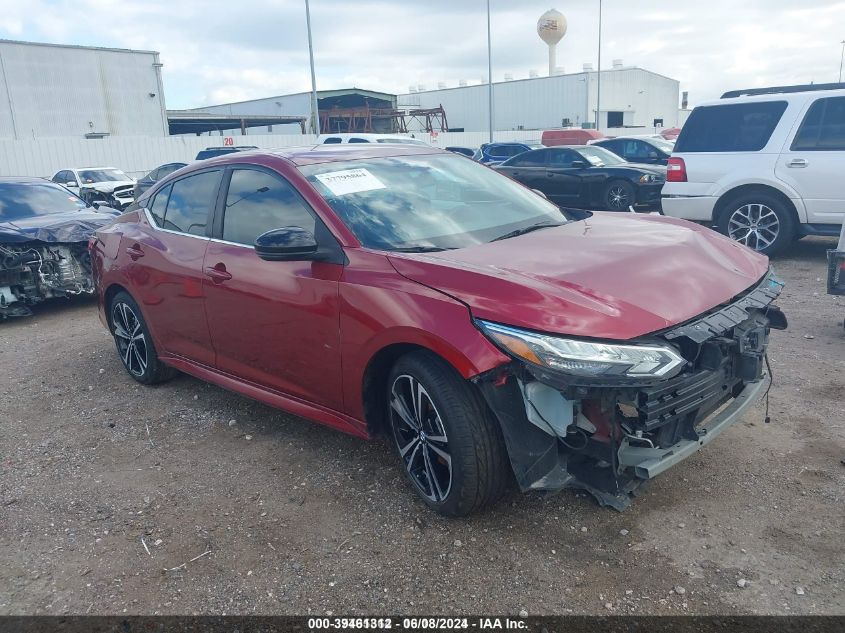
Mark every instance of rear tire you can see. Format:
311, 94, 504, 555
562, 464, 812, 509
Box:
387, 351, 510, 516
716, 192, 796, 256
604, 180, 635, 211
109, 291, 176, 385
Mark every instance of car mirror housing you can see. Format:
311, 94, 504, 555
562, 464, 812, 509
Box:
254, 227, 319, 262
66, 181, 78, 187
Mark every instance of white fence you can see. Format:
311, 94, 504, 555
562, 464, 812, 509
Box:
0, 130, 538, 179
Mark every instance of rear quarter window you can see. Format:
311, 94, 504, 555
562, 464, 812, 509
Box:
674, 101, 788, 152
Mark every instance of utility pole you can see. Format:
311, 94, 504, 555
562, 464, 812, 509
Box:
487, 0, 494, 142
839, 40, 845, 83
595, 0, 602, 130
305, 0, 320, 135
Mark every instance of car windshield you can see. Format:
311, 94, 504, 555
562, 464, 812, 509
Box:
574, 146, 625, 166
78, 169, 129, 184
0, 182, 88, 221
300, 154, 569, 251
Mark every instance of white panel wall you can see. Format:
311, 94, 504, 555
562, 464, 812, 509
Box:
0, 131, 535, 179
0, 41, 168, 139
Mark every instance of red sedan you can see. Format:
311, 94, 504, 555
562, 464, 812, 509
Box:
90, 145, 786, 515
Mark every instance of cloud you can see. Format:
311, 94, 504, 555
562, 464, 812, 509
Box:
1, 0, 844, 108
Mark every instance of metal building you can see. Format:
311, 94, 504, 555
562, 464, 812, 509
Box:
399, 65, 680, 133
0, 39, 168, 139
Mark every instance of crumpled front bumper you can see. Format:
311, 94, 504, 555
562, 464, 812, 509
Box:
617, 375, 768, 480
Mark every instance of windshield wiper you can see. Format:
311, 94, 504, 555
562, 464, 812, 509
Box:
390, 246, 454, 253
491, 221, 563, 242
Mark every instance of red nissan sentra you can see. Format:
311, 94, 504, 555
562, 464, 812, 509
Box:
90, 145, 787, 516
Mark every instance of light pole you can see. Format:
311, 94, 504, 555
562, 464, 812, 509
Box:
487, 0, 494, 142
839, 40, 845, 83
595, 0, 602, 130
305, 0, 320, 135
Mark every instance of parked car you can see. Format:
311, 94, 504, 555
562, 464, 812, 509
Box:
472, 142, 542, 165
195, 146, 258, 161
495, 145, 665, 210
445, 146, 476, 157
317, 133, 429, 146
662, 83, 845, 255
0, 177, 119, 318
542, 129, 604, 146
51, 166, 135, 209
593, 136, 675, 166
133, 162, 188, 199
91, 145, 785, 516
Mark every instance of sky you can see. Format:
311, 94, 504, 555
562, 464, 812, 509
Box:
0, 0, 844, 109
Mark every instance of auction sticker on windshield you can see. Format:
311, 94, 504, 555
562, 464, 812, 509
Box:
315, 168, 386, 196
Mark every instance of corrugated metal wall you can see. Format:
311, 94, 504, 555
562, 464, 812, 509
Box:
185, 92, 313, 135
399, 68, 679, 133
0, 40, 168, 139
0, 131, 535, 179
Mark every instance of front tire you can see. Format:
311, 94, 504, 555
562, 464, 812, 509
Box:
387, 351, 510, 516
717, 192, 796, 256
604, 180, 635, 211
109, 291, 176, 385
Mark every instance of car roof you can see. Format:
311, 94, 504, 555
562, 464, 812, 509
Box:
695, 87, 845, 109
0, 176, 53, 184
199, 143, 448, 167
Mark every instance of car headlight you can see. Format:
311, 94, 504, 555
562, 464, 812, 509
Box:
639, 174, 661, 183
477, 320, 685, 381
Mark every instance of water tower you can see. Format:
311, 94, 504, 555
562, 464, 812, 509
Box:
537, 9, 567, 78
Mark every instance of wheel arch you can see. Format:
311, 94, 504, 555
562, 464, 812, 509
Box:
714, 184, 800, 226
103, 283, 130, 331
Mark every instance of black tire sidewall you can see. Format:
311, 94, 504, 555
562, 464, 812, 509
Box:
109, 291, 169, 385
717, 193, 796, 256
604, 180, 635, 211
387, 352, 505, 516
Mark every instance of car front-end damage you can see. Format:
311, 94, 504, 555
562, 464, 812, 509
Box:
472, 271, 787, 510
79, 183, 135, 210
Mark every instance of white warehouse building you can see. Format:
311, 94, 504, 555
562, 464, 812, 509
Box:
399, 65, 680, 134
0, 39, 169, 139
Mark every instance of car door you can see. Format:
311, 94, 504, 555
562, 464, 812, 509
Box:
543, 149, 586, 203
128, 170, 221, 366
202, 166, 345, 410
776, 96, 845, 225
497, 149, 548, 191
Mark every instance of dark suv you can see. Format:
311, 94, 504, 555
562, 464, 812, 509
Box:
472, 142, 542, 165
593, 136, 674, 166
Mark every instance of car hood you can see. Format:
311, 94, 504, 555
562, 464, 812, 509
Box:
81, 180, 135, 193
0, 208, 121, 244
387, 213, 770, 341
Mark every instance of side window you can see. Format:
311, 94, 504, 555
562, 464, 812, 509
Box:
791, 97, 845, 151
548, 149, 579, 167
600, 140, 623, 156
509, 150, 547, 166
222, 169, 316, 246
674, 101, 788, 152
348, 137, 370, 143
626, 140, 650, 159
51, 171, 63, 183
146, 168, 161, 181
323, 137, 342, 144
161, 170, 220, 236
503, 145, 524, 157
149, 184, 171, 226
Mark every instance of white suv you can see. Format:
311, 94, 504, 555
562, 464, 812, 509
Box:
662, 84, 845, 255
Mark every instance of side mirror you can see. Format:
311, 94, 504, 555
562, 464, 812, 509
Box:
254, 227, 318, 261
648, 151, 659, 160
66, 181, 78, 187
531, 189, 548, 199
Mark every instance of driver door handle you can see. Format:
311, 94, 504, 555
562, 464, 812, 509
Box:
204, 264, 232, 283
786, 158, 808, 168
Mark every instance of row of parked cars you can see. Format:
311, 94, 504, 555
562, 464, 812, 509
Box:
9, 82, 841, 515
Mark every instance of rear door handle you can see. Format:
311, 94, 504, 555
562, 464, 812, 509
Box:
125, 245, 144, 260
204, 265, 232, 283
786, 158, 808, 168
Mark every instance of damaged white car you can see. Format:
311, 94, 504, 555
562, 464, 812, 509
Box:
51, 166, 136, 210
0, 177, 120, 318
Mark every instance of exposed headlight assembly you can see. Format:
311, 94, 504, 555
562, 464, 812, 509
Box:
478, 320, 685, 383
639, 173, 662, 183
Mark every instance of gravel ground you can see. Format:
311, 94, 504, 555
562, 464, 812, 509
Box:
1, 236, 843, 617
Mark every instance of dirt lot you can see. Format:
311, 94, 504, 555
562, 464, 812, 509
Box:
1, 236, 843, 617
